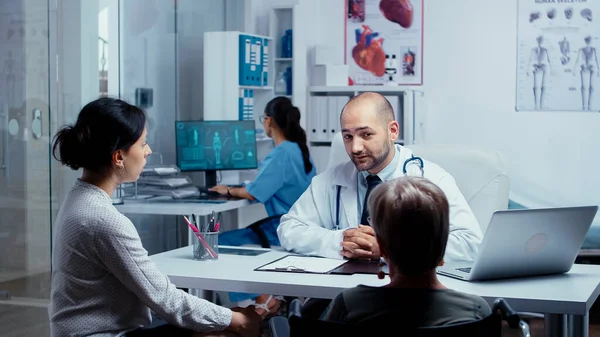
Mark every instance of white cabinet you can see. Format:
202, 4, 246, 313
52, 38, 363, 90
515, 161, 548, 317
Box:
268, 4, 311, 131
203, 31, 274, 126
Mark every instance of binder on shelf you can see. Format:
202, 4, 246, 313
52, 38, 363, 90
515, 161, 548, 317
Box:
309, 96, 329, 142
237, 89, 254, 121
327, 97, 348, 141
262, 38, 269, 86
239, 34, 252, 86
249, 36, 257, 85
252, 37, 262, 86
244, 90, 249, 121
309, 96, 319, 141
238, 88, 245, 121
248, 90, 254, 120
318, 97, 329, 141
384, 95, 401, 123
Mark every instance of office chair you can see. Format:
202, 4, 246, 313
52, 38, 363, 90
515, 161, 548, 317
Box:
245, 214, 283, 248
269, 298, 530, 337
326, 132, 510, 234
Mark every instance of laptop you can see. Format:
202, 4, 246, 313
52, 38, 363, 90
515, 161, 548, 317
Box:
437, 205, 598, 282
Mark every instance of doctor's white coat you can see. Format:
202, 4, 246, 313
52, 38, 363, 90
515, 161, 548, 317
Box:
277, 144, 484, 262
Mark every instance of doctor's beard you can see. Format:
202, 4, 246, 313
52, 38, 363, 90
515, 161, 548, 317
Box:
351, 139, 392, 172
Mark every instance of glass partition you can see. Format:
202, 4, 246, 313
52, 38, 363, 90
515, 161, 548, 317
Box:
0, 0, 118, 334
0, 0, 53, 334
0, 1, 237, 334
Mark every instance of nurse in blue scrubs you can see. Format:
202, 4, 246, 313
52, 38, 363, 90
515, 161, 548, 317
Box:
209, 96, 317, 316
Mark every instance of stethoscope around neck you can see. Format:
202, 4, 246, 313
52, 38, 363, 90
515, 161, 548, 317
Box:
333, 155, 425, 230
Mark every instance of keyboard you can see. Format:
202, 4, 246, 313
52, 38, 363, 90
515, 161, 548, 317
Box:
196, 186, 220, 196
456, 267, 472, 273
196, 184, 244, 196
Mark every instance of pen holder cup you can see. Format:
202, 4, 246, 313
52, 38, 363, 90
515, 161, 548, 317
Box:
192, 231, 219, 261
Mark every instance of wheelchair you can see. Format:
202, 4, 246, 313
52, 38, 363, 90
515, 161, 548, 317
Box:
269, 297, 531, 337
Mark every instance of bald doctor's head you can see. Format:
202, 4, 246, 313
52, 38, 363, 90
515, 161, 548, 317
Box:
340, 92, 399, 174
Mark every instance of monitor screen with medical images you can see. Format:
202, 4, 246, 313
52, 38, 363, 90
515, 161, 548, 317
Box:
175, 120, 258, 172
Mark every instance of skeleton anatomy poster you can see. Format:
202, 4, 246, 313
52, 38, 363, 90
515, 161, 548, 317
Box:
516, 0, 600, 111
345, 0, 423, 86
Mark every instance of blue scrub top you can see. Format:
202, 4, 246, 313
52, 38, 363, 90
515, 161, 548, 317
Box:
246, 140, 316, 217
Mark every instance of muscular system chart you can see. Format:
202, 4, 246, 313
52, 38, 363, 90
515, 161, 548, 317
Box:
516, 0, 599, 112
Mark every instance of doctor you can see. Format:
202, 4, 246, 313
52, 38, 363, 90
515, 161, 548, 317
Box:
277, 92, 483, 262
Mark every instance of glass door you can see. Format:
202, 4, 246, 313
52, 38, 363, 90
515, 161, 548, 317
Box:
0, 0, 53, 334
0, 0, 111, 335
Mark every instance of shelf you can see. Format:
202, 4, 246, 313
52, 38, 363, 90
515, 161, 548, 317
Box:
274, 58, 292, 62
272, 5, 294, 10
256, 137, 273, 143
240, 86, 273, 90
310, 139, 405, 146
241, 32, 273, 40
309, 86, 422, 94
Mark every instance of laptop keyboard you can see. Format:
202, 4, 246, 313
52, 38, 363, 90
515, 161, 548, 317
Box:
456, 267, 472, 273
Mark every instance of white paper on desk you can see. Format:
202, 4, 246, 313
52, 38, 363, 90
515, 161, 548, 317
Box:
256, 255, 348, 274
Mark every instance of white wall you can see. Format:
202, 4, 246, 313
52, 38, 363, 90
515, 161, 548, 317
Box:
249, 0, 345, 60
251, 0, 600, 225
420, 0, 599, 222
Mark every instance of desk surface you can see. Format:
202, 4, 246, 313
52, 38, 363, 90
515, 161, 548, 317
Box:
115, 198, 252, 216
151, 246, 600, 316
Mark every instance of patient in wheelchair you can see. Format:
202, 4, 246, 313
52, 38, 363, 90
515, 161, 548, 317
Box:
320, 176, 491, 326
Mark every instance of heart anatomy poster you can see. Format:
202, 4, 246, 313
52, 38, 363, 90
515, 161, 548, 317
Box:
516, 0, 600, 112
345, 0, 423, 86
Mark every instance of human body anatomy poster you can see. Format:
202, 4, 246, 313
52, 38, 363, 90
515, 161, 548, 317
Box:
516, 0, 600, 111
345, 0, 423, 86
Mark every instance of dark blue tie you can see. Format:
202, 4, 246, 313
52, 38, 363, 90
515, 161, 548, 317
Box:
360, 175, 382, 225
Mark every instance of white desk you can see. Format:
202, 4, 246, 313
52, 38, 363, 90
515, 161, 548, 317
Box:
151, 246, 600, 337
115, 197, 252, 216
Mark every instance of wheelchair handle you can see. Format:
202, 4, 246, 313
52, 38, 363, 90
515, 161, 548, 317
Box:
493, 298, 521, 329
288, 298, 303, 318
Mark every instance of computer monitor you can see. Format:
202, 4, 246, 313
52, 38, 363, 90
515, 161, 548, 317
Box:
175, 120, 258, 186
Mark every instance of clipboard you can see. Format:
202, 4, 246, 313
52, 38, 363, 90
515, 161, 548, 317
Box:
330, 259, 390, 275
254, 254, 349, 274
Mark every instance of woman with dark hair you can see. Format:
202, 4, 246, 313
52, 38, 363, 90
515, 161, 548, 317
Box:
49, 97, 261, 337
209, 96, 317, 316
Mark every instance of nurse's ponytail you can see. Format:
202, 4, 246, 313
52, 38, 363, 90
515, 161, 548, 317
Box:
265, 97, 313, 174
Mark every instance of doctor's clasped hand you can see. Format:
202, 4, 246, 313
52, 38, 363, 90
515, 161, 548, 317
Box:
341, 225, 380, 259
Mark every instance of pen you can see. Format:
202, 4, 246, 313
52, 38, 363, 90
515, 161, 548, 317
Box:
274, 267, 306, 273
184, 215, 200, 233
214, 213, 221, 232
210, 211, 217, 232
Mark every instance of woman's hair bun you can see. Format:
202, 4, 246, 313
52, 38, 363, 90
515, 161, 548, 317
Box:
52, 97, 146, 173
52, 125, 88, 170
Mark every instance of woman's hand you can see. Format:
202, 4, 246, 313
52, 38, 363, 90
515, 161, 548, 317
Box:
209, 185, 229, 195
227, 306, 262, 337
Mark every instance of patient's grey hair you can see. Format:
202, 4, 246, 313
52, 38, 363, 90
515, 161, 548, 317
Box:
367, 176, 449, 275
